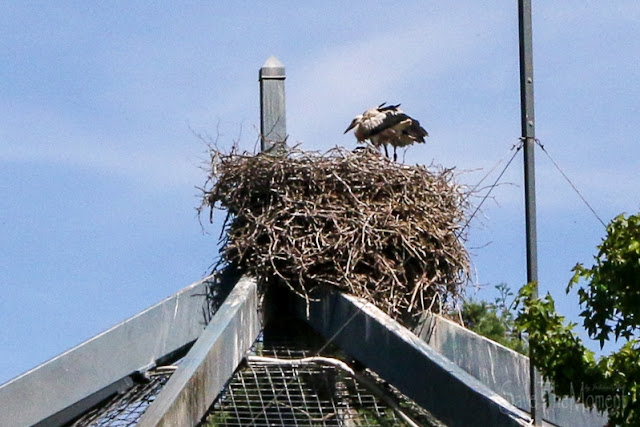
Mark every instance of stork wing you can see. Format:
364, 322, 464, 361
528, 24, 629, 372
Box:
403, 119, 428, 142
363, 110, 411, 138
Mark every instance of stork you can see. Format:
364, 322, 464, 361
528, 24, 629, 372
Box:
344, 103, 428, 161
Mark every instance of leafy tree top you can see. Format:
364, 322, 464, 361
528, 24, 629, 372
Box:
569, 213, 640, 347
516, 212, 640, 426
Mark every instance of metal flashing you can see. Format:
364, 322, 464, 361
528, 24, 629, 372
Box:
0, 276, 215, 427
138, 275, 260, 427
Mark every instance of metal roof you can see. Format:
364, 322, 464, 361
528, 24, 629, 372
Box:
0, 272, 537, 426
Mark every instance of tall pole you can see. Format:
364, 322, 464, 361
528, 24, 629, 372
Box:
518, 1, 543, 425
259, 55, 287, 153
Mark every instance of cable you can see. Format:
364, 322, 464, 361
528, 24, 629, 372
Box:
461, 143, 519, 205
535, 139, 607, 228
457, 141, 524, 238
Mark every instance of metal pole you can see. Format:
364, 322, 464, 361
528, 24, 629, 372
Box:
518, 0, 543, 425
259, 55, 287, 153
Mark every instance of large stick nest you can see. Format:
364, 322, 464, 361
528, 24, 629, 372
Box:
200, 146, 470, 325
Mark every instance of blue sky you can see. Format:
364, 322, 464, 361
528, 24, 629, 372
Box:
2, 2, 639, 384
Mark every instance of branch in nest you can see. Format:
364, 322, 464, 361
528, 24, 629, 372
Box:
199, 145, 472, 328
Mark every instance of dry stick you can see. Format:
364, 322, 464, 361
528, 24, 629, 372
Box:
201, 146, 469, 324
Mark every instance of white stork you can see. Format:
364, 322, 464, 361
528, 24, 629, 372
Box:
344, 103, 428, 161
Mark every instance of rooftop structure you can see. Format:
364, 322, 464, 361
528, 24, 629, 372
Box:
0, 270, 606, 426
0, 57, 607, 427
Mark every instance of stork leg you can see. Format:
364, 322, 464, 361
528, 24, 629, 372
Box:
393, 147, 398, 162
383, 144, 389, 158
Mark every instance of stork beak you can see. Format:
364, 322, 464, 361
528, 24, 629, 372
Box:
344, 119, 357, 134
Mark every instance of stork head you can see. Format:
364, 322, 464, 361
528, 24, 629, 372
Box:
344, 115, 362, 134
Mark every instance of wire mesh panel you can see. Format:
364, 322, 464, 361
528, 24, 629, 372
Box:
203, 328, 442, 427
68, 366, 177, 427
207, 362, 401, 426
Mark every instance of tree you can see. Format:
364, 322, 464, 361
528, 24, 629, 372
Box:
461, 283, 527, 354
515, 212, 640, 426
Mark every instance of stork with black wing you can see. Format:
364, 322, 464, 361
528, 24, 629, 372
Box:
344, 103, 428, 161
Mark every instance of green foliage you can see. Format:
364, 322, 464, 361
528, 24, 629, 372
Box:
514, 283, 604, 398
515, 213, 640, 426
462, 283, 527, 354
570, 213, 640, 347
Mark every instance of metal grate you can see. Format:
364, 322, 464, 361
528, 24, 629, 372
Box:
68, 366, 177, 427
203, 331, 441, 427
